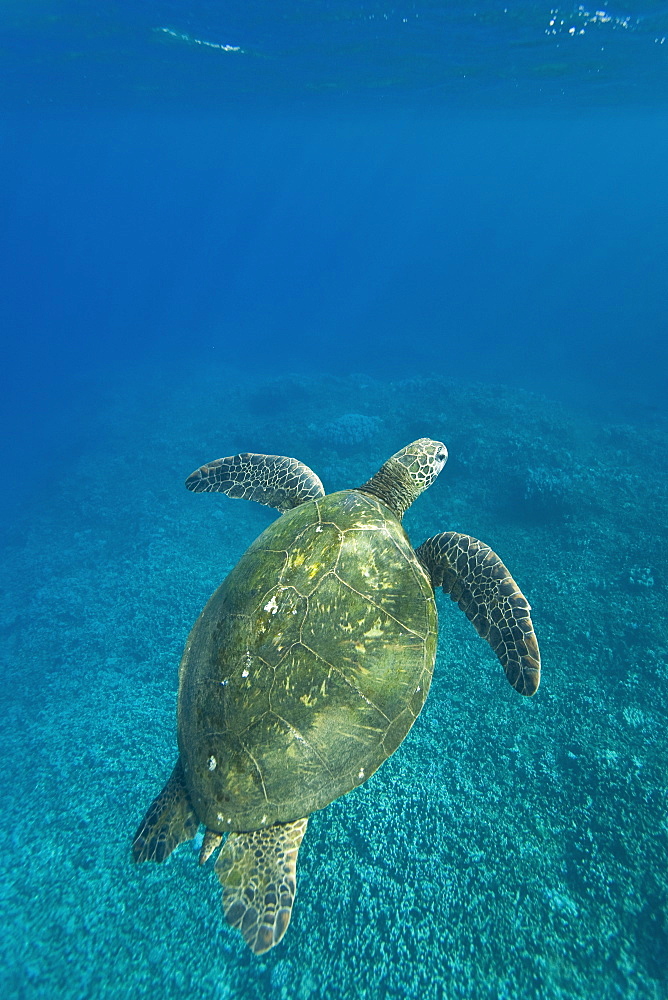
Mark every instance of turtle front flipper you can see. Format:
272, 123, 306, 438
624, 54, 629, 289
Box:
416, 532, 540, 696
215, 818, 308, 954
132, 758, 199, 863
185, 453, 325, 512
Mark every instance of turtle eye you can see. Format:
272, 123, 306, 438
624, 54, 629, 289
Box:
436, 451, 446, 462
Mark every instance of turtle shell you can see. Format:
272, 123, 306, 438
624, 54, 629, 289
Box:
177, 489, 437, 833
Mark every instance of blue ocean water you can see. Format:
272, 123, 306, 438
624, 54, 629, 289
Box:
1, 2, 667, 998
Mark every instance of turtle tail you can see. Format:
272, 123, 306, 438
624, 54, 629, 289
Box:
132, 757, 199, 863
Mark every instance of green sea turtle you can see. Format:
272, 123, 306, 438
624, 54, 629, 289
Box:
133, 439, 540, 954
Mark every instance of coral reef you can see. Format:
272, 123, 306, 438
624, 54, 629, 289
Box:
521, 465, 573, 520
314, 412, 384, 449
0, 368, 666, 999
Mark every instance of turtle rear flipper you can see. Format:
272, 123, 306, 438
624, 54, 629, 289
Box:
132, 758, 199, 863
416, 531, 540, 696
215, 818, 308, 954
185, 453, 325, 512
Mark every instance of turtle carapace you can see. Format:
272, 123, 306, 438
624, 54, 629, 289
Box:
132, 439, 540, 954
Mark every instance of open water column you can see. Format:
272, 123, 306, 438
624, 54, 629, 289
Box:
0, 2, 667, 999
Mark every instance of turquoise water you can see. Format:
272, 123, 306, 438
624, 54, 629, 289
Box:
1, 3, 667, 998
2, 370, 666, 997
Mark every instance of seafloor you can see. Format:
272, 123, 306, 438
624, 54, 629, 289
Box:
1, 369, 666, 1000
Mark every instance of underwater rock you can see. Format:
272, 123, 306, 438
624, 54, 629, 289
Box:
314, 412, 383, 448
521, 465, 572, 520
627, 565, 655, 589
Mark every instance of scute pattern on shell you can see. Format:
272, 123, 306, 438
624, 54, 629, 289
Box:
177, 490, 437, 832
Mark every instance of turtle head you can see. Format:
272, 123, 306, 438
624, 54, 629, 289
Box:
358, 438, 448, 519
390, 438, 448, 491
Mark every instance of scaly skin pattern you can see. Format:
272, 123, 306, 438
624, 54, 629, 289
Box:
215, 818, 309, 954
185, 453, 325, 511
415, 532, 540, 696
177, 489, 437, 833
